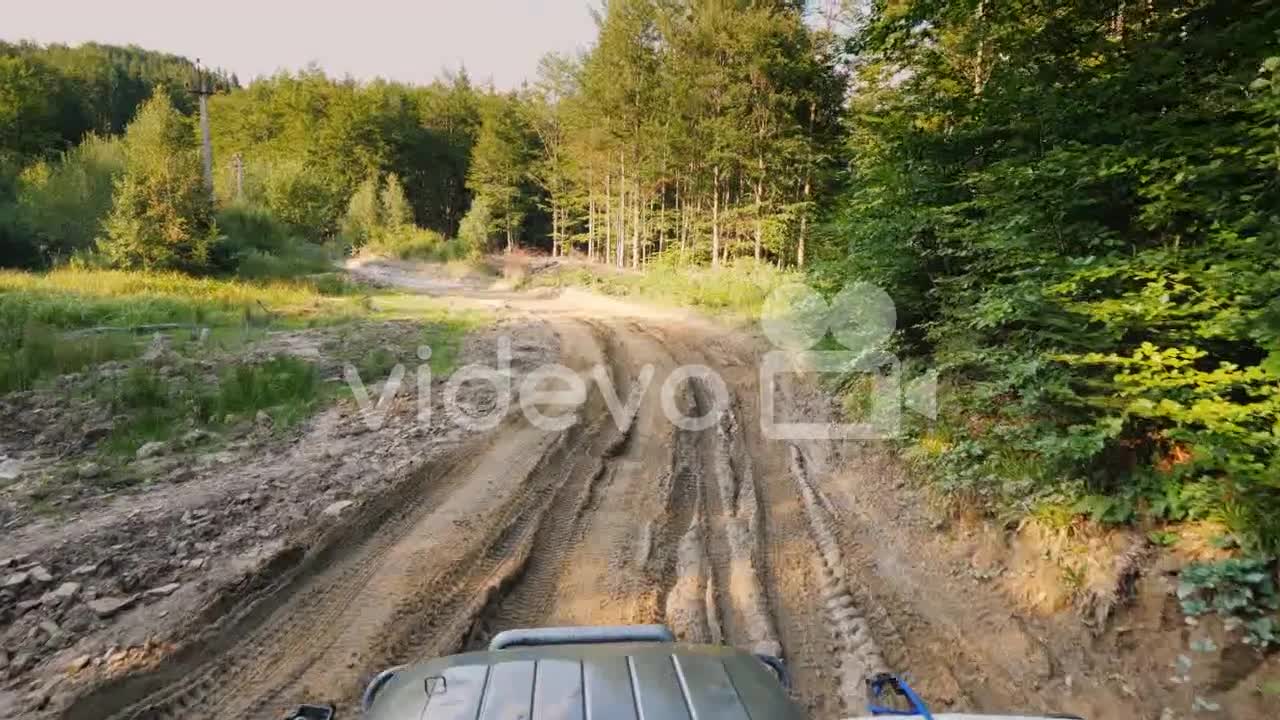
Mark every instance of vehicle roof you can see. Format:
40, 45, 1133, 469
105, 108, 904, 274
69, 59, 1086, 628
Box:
366, 642, 805, 720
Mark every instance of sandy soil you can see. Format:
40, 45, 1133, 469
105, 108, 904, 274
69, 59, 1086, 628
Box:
3, 257, 1274, 720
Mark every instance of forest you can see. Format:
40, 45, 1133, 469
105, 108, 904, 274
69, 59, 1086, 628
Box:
1, 0, 1278, 553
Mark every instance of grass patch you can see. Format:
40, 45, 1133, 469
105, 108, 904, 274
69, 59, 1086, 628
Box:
519, 255, 797, 320
100, 356, 325, 456
0, 267, 379, 392
367, 294, 489, 376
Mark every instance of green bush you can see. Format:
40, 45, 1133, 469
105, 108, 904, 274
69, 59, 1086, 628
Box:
340, 175, 381, 248
457, 198, 493, 256
99, 92, 216, 271
260, 159, 345, 241
364, 225, 450, 260
11, 134, 124, 263
212, 203, 333, 279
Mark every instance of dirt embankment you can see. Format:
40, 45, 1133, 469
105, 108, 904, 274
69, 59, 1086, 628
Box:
2, 257, 1275, 720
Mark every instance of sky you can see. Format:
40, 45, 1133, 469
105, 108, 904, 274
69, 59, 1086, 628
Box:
4, 0, 600, 89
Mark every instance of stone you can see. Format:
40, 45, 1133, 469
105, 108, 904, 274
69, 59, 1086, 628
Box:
254, 410, 273, 427
0, 458, 22, 482
38, 620, 61, 638
76, 462, 103, 480
70, 563, 98, 576
86, 595, 136, 619
136, 441, 168, 460
0, 553, 28, 568
29, 565, 53, 583
51, 582, 80, 601
185, 558, 207, 570
67, 654, 91, 672
3, 571, 28, 588
60, 603, 95, 633
180, 429, 213, 447
322, 500, 354, 517
145, 583, 180, 598
0, 648, 7, 670
81, 422, 114, 445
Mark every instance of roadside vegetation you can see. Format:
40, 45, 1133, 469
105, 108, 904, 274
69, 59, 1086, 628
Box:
519, 255, 797, 320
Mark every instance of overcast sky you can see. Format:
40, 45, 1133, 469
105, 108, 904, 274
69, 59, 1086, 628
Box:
4, 0, 600, 89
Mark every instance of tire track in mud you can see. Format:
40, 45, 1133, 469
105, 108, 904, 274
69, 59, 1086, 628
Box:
73, 409, 565, 717
787, 444, 888, 712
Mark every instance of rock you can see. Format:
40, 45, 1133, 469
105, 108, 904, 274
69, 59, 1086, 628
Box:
0, 648, 7, 670
61, 603, 95, 633
86, 595, 136, 619
0, 553, 29, 568
81, 422, 114, 445
0, 458, 22, 482
38, 620, 61, 638
254, 410, 274, 427
76, 462, 104, 480
51, 582, 80, 601
70, 563, 98, 576
180, 429, 214, 447
136, 441, 168, 460
29, 565, 53, 583
186, 558, 207, 571
3, 571, 28, 588
10, 651, 31, 674
322, 500, 355, 517
67, 654, 91, 673
145, 583, 180, 598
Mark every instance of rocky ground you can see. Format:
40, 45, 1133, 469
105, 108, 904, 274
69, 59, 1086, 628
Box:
0, 316, 557, 717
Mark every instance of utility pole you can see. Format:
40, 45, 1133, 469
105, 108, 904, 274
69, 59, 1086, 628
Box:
191, 60, 215, 199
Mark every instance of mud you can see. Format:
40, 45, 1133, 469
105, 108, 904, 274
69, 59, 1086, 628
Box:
3, 257, 1273, 720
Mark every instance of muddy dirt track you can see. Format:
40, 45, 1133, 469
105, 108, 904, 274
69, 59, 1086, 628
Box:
55, 260, 1146, 720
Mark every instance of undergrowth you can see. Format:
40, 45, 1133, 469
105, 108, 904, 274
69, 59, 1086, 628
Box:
519, 254, 797, 320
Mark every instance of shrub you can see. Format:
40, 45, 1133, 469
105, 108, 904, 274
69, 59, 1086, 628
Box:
12, 134, 124, 263
98, 92, 216, 271
457, 198, 494, 256
340, 175, 381, 248
259, 159, 345, 241
364, 225, 449, 260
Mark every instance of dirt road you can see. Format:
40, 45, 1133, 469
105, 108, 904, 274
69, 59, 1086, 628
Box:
54, 260, 1150, 720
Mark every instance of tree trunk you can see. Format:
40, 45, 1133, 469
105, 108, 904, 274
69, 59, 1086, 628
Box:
798, 173, 811, 268
605, 173, 612, 265
712, 165, 721, 268
618, 152, 627, 269
588, 188, 596, 262
631, 178, 640, 270
551, 202, 559, 257
754, 157, 764, 262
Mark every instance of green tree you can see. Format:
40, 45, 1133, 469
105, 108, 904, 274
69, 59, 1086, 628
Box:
380, 172, 413, 230
99, 92, 215, 270
467, 93, 538, 252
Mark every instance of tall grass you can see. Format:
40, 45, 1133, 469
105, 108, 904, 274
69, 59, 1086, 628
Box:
0, 267, 367, 392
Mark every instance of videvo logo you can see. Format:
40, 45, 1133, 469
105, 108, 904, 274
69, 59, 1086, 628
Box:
759, 282, 937, 440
